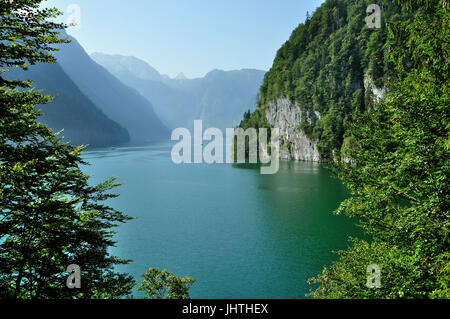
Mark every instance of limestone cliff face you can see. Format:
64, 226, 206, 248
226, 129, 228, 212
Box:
265, 76, 386, 163
265, 98, 321, 162
364, 74, 387, 102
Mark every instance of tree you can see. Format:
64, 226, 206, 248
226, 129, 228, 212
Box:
309, 0, 449, 298
0, 0, 69, 88
0, 0, 135, 298
137, 268, 195, 299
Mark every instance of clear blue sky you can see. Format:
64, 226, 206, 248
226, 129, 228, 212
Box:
45, 0, 324, 78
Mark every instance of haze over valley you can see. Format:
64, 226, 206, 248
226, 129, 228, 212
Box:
7, 30, 265, 148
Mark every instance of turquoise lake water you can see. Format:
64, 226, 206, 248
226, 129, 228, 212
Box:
82, 143, 360, 298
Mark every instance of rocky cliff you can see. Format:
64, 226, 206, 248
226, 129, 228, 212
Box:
265, 98, 321, 162
265, 74, 386, 163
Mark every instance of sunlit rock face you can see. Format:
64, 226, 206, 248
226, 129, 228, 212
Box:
265, 73, 386, 163
265, 98, 321, 162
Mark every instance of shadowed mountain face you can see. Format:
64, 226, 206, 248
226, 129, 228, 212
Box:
5, 63, 130, 148
54, 33, 169, 145
91, 53, 265, 130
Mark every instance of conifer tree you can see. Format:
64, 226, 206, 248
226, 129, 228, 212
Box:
0, 0, 135, 299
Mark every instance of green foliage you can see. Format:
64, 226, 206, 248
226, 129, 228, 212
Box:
238, 108, 269, 131
0, 0, 135, 299
308, 239, 424, 298
0, 87, 136, 299
0, 0, 69, 88
239, 0, 410, 160
233, 108, 271, 161
309, 0, 449, 298
137, 268, 195, 299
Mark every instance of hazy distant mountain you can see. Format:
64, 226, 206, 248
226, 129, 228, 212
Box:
5, 63, 130, 147
90, 53, 162, 82
166, 68, 266, 130
91, 53, 265, 130
91, 53, 194, 128
55, 33, 169, 145
174, 72, 187, 80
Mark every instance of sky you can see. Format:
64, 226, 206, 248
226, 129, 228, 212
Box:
45, 0, 325, 78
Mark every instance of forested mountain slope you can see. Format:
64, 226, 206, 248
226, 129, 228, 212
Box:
238, 0, 409, 161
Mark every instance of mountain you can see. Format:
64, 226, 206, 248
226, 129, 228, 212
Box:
167, 68, 267, 130
238, 0, 405, 162
55, 33, 169, 145
174, 72, 187, 80
5, 63, 130, 147
90, 53, 162, 82
90, 53, 265, 130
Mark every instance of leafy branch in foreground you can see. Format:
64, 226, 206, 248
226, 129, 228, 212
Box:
137, 268, 195, 299
0, 0, 70, 88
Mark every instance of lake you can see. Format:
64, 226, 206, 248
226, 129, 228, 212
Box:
82, 143, 360, 298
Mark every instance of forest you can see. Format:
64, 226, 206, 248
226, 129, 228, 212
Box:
238, 0, 449, 298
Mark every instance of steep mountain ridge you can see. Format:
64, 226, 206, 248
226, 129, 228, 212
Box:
55, 33, 169, 145
90, 53, 163, 82
238, 0, 407, 161
5, 62, 130, 147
